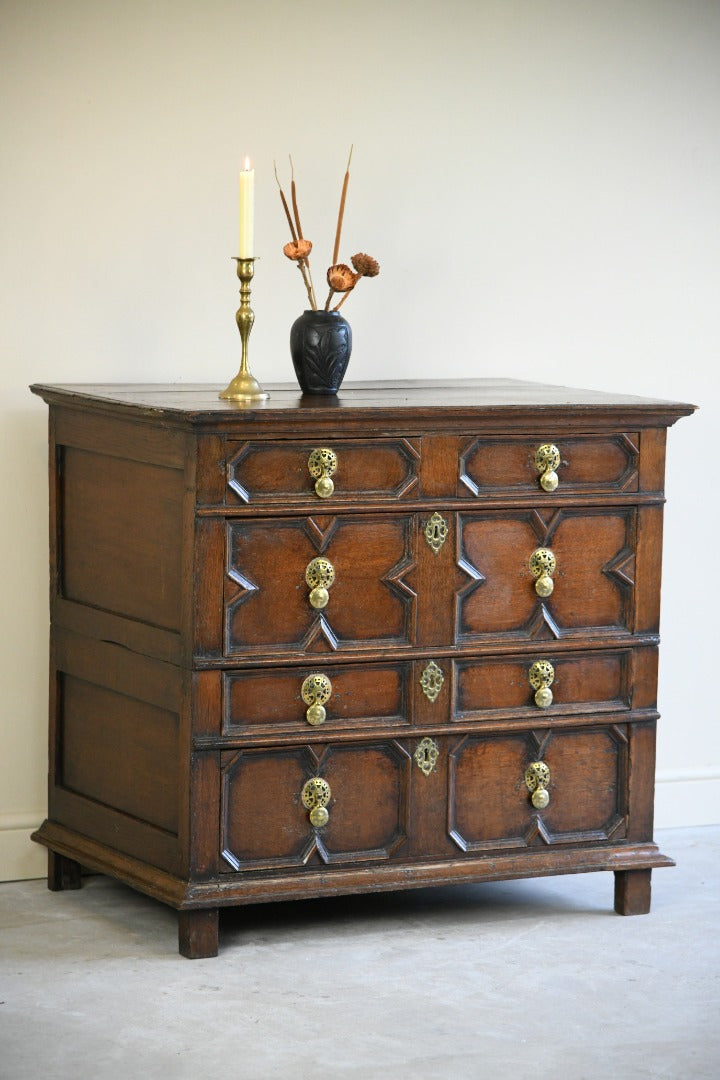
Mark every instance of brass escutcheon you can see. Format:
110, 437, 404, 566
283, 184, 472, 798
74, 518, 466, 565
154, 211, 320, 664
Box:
529, 547, 557, 598
535, 443, 561, 492
305, 557, 335, 610
308, 448, 338, 499
420, 661, 445, 703
414, 737, 440, 777
525, 761, 551, 810
424, 512, 449, 554
529, 660, 555, 708
301, 673, 332, 726
301, 777, 332, 828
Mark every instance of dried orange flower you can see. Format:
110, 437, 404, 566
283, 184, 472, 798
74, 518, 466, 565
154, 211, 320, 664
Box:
277, 151, 380, 313
284, 239, 313, 261
351, 253, 380, 277
326, 263, 358, 292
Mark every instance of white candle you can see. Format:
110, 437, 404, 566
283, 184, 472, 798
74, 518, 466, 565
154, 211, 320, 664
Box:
238, 157, 254, 258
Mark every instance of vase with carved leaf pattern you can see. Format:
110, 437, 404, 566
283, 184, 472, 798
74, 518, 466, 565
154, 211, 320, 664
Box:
290, 309, 352, 395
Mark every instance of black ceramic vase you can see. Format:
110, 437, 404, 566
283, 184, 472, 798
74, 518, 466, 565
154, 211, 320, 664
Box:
290, 310, 352, 394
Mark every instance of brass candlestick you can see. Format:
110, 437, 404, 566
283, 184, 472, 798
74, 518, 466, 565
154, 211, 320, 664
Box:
219, 257, 269, 401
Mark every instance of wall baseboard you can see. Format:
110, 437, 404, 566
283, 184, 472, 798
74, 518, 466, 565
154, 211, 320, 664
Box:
0, 819, 47, 883
655, 771, 720, 830
1, 777, 718, 882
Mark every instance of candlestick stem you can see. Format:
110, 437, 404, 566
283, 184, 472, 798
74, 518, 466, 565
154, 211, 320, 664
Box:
219, 258, 269, 401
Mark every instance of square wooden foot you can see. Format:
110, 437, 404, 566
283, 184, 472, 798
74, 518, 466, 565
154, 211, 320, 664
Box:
48, 851, 82, 891
614, 868, 652, 915
178, 908, 219, 959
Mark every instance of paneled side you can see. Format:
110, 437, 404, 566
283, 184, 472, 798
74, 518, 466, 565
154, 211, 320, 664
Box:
60, 446, 185, 630
60, 676, 179, 834
49, 633, 184, 875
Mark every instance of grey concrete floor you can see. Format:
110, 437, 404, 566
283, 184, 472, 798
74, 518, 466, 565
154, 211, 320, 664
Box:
1, 826, 718, 1079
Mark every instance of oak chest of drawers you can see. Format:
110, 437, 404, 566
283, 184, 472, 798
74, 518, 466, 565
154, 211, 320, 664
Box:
30, 379, 694, 957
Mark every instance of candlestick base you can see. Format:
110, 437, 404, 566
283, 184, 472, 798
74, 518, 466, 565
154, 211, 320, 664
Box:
219, 256, 269, 402
219, 370, 270, 401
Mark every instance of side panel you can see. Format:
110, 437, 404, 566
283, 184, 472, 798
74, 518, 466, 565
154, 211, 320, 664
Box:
51, 632, 185, 875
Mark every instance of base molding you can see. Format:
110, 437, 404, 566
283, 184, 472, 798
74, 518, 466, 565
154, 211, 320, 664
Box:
31, 819, 674, 911
9, 777, 720, 883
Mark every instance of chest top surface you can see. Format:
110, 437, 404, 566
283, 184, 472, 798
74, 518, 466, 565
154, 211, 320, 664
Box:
30, 378, 695, 433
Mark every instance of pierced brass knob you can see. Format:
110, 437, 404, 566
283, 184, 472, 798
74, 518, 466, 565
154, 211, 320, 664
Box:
305, 557, 335, 610
535, 443, 561, 492
301, 777, 331, 827
530, 547, 556, 597
529, 660, 555, 708
301, 673, 332, 726
308, 448, 337, 499
525, 761, 551, 809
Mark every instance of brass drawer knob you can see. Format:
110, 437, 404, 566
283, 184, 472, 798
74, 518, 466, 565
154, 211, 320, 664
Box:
305, 557, 335, 610
301, 777, 331, 828
301, 673, 332, 726
529, 660, 555, 708
308, 447, 338, 499
525, 761, 550, 809
530, 547, 556, 597
535, 443, 561, 492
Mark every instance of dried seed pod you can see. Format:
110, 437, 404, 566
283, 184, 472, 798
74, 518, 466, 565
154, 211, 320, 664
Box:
326, 263, 358, 292
351, 253, 380, 277
283, 239, 313, 261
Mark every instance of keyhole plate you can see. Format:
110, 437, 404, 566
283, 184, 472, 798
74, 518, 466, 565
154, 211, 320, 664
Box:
414, 737, 439, 777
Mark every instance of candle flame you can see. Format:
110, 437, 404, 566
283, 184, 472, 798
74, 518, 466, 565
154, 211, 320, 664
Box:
243, 156, 252, 171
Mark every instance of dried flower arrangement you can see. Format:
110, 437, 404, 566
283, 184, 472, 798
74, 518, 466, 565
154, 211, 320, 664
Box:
275, 147, 380, 313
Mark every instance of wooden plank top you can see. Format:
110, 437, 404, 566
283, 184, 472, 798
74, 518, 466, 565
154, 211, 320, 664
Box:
30, 379, 696, 432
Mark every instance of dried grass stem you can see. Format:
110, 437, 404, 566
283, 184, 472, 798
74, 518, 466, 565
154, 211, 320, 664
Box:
277, 158, 317, 308
332, 288, 354, 312
332, 145, 353, 266
289, 156, 305, 240
274, 161, 297, 243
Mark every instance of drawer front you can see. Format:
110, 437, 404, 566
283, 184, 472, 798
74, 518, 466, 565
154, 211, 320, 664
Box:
220, 741, 411, 871
456, 507, 636, 643
226, 438, 421, 506
224, 515, 417, 657
448, 726, 629, 852
459, 433, 639, 497
222, 662, 411, 736
453, 649, 633, 720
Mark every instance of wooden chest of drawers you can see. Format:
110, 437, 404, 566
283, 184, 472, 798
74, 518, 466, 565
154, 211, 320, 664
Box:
30, 380, 694, 958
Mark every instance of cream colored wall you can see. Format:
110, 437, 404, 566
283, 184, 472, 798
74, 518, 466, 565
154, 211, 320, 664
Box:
1, 0, 718, 880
